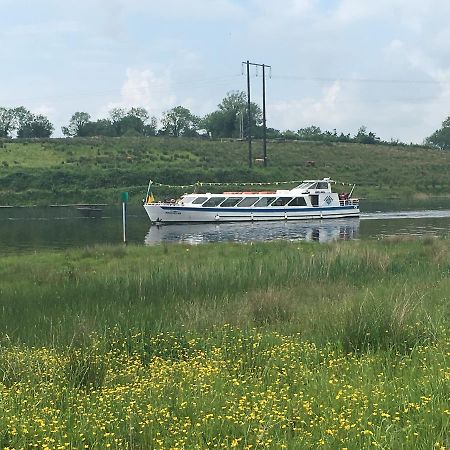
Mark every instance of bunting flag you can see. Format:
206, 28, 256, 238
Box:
147, 179, 356, 188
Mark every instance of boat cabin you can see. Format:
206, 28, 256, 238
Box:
169, 178, 356, 209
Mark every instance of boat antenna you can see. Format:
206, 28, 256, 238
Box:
349, 184, 356, 197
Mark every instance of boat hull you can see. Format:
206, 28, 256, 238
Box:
144, 204, 360, 223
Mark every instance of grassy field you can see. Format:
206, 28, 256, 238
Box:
1, 137, 450, 205
0, 239, 448, 448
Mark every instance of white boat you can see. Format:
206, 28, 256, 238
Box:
143, 177, 359, 223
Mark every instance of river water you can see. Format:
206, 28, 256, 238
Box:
0, 200, 449, 254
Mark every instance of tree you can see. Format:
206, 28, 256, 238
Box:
108, 107, 151, 136
220, 90, 262, 137
82, 119, 115, 137
108, 108, 126, 136
354, 126, 380, 144
201, 91, 262, 139
14, 107, 34, 137
0, 106, 54, 138
297, 125, 323, 141
201, 110, 232, 138
161, 106, 199, 137
62, 112, 91, 137
128, 107, 149, 123
282, 130, 299, 140
14, 107, 54, 138
425, 116, 450, 150
0, 107, 17, 138
29, 115, 54, 138
143, 116, 158, 136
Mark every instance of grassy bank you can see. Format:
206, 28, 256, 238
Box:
1, 137, 450, 205
0, 239, 449, 448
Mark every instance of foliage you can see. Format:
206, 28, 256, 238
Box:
17, 114, 54, 138
0, 239, 448, 448
161, 106, 200, 137
0, 106, 54, 138
425, 116, 450, 150
0, 107, 16, 138
354, 125, 380, 144
61, 108, 158, 138
0, 238, 447, 346
201, 91, 262, 138
1, 136, 450, 205
62, 111, 91, 137
109, 107, 154, 136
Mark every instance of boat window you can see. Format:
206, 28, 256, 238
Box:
296, 182, 315, 190
202, 197, 225, 207
253, 197, 276, 207
288, 197, 307, 206
270, 197, 292, 207
182, 196, 197, 203
236, 197, 259, 207
309, 183, 318, 190
310, 195, 319, 207
220, 197, 241, 207
192, 197, 208, 204
316, 182, 328, 190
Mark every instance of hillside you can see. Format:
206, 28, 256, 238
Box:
0, 137, 449, 205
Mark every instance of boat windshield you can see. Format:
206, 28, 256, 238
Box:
296, 182, 315, 190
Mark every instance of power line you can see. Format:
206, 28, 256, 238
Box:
273, 74, 450, 85
0, 74, 243, 105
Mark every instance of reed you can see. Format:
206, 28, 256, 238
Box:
0, 238, 447, 347
0, 238, 448, 448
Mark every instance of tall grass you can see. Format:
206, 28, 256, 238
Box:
0, 238, 447, 347
0, 238, 449, 448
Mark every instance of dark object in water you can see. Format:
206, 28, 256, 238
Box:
76, 206, 103, 217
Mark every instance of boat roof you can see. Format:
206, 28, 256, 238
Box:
300, 177, 333, 183
180, 178, 337, 198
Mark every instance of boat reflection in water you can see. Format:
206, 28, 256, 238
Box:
144, 218, 360, 246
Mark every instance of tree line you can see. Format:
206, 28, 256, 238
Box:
0, 107, 54, 138
1, 91, 450, 149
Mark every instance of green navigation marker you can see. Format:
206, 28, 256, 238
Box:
121, 192, 129, 203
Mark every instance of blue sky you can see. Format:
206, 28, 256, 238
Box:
1, 0, 450, 142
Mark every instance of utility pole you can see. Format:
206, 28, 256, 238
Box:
262, 64, 267, 167
242, 61, 271, 168
245, 60, 252, 168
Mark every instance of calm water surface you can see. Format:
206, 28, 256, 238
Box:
0, 199, 449, 253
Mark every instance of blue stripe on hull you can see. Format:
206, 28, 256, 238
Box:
159, 205, 357, 213
145, 203, 360, 223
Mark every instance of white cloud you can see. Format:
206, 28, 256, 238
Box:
34, 104, 56, 117
252, 0, 316, 18
93, 0, 244, 20
270, 81, 347, 131
103, 67, 177, 118
2, 20, 81, 38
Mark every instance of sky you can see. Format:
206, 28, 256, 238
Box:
1, 0, 450, 143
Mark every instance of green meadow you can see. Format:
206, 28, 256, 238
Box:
1, 137, 450, 205
0, 239, 448, 448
